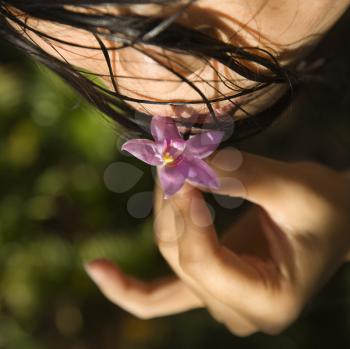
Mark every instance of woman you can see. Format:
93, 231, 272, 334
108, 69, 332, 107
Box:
0, 0, 349, 336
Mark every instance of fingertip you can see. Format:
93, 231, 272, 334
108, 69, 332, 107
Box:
171, 184, 205, 216
84, 259, 121, 284
171, 184, 213, 229
174, 183, 201, 200
84, 258, 113, 270
84, 264, 104, 284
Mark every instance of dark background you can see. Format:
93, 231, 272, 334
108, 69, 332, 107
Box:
0, 8, 350, 349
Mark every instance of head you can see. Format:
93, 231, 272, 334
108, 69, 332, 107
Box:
0, 0, 349, 141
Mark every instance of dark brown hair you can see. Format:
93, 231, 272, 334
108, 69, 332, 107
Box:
0, 0, 300, 141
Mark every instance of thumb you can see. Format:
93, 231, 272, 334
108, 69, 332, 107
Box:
205, 149, 292, 207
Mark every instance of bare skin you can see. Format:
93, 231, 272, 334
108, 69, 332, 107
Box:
11, 0, 350, 117
86, 150, 350, 336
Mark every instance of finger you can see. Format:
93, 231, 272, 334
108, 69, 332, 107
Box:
154, 180, 165, 215
85, 259, 203, 319
154, 182, 206, 295
171, 187, 270, 316
153, 182, 183, 245
171, 184, 220, 267
206, 149, 292, 207
154, 186, 262, 331
154, 182, 198, 272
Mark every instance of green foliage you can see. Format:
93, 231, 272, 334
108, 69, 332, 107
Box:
0, 40, 164, 349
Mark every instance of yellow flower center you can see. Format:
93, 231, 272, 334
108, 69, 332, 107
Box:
162, 152, 175, 165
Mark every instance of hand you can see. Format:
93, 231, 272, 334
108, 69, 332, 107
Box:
85, 150, 350, 336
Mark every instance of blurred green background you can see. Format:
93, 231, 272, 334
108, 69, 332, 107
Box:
1, 9, 350, 349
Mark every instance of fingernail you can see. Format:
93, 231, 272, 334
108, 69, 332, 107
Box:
176, 183, 194, 198
190, 197, 214, 228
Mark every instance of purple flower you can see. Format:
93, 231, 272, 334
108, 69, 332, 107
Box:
122, 116, 224, 198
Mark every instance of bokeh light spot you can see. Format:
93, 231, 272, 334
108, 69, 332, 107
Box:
127, 191, 154, 219
103, 162, 143, 193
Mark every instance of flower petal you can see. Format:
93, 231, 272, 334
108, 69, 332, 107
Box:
187, 158, 220, 189
122, 139, 162, 165
157, 159, 190, 199
186, 131, 224, 159
151, 116, 182, 144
